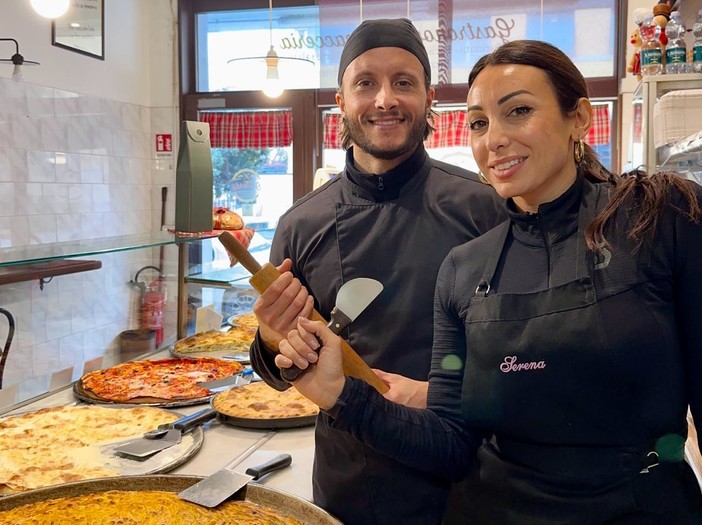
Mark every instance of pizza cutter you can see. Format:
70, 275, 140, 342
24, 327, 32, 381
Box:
113, 408, 217, 458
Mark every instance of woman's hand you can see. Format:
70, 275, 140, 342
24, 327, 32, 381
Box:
277, 317, 345, 409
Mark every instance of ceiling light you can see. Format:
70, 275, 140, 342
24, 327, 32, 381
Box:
227, 0, 313, 98
30, 0, 70, 19
262, 47, 283, 98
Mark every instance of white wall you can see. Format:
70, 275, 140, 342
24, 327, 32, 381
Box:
0, 0, 180, 405
0, 0, 174, 107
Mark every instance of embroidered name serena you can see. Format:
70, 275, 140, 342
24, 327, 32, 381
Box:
500, 355, 546, 373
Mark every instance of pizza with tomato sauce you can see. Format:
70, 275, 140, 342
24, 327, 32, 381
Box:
78, 358, 244, 402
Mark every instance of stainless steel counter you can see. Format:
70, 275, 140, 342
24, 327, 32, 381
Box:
3, 376, 316, 502
169, 413, 315, 501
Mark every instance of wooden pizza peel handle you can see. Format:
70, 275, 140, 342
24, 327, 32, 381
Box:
218, 231, 389, 394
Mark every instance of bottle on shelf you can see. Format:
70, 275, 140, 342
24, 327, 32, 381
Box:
640, 14, 664, 76
665, 11, 687, 74
693, 9, 702, 73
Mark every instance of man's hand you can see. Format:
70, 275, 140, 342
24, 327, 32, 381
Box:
373, 369, 428, 408
252, 259, 314, 353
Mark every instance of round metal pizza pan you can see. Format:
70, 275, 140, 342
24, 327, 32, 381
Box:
168, 343, 251, 364
72, 379, 213, 408
0, 405, 204, 493
210, 390, 318, 430
101, 407, 205, 477
226, 313, 258, 330
0, 475, 342, 524
72, 357, 243, 408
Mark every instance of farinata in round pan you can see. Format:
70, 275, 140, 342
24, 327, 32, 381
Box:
0, 475, 342, 525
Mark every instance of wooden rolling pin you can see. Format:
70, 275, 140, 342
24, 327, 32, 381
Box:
218, 231, 388, 394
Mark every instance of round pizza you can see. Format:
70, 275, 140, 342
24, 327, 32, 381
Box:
79, 358, 244, 402
229, 312, 258, 335
0, 405, 180, 495
0, 490, 306, 524
212, 381, 319, 420
173, 328, 254, 356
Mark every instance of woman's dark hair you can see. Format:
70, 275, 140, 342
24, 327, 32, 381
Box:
468, 40, 699, 251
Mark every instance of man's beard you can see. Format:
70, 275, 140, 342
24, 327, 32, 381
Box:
343, 114, 426, 161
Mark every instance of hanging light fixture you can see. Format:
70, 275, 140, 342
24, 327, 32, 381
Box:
228, 0, 313, 98
0, 38, 40, 81
263, 47, 283, 98
30, 0, 70, 19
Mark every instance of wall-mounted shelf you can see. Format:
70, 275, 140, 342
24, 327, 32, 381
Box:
0, 259, 102, 288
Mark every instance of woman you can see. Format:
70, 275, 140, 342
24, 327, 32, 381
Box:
278, 40, 702, 524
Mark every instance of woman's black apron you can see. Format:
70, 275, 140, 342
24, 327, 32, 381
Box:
445, 184, 702, 525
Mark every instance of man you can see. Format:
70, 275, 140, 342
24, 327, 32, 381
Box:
250, 18, 504, 525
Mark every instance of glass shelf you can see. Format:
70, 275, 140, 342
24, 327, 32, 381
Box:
185, 266, 251, 287
0, 231, 218, 267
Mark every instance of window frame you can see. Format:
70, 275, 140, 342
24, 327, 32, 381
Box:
178, 0, 625, 199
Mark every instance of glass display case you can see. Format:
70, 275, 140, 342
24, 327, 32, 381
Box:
0, 231, 216, 409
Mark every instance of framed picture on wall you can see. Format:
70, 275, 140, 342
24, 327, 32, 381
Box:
51, 0, 104, 60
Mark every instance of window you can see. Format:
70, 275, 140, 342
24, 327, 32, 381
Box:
195, 0, 618, 93
181, 0, 621, 196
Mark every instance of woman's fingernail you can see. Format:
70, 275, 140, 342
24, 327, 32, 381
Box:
307, 352, 318, 362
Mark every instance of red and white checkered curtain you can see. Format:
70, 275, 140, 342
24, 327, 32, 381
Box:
323, 104, 611, 150
323, 112, 343, 150
200, 110, 293, 149
425, 110, 470, 149
585, 104, 610, 146
323, 110, 471, 150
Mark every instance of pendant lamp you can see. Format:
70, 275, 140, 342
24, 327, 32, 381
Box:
30, 0, 70, 19
0, 38, 40, 81
228, 0, 313, 98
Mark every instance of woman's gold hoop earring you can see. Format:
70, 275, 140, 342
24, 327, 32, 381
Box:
574, 139, 585, 164
478, 171, 490, 185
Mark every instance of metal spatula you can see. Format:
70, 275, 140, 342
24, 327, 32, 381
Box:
178, 453, 292, 507
113, 408, 217, 458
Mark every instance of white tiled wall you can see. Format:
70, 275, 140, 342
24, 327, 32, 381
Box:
0, 78, 178, 406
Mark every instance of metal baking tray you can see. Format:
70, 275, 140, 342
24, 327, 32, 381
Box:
73, 379, 213, 408
0, 405, 204, 494
210, 390, 317, 430
0, 475, 341, 524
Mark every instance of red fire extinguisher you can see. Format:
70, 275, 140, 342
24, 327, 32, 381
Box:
142, 277, 166, 346
134, 186, 169, 346
133, 266, 166, 347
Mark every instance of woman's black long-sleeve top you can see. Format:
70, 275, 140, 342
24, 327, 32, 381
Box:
328, 174, 702, 487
